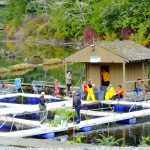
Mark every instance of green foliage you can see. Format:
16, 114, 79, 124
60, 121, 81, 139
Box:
50, 108, 77, 127
4, 0, 28, 26
3, 0, 150, 43
0, 57, 18, 68
96, 134, 122, 146
139, 136, 150, 146
69, 135, 85, 144
0, 32, 4, 48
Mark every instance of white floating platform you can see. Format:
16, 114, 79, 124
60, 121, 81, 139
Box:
1, 108, 150, 137
100, 100, 150, 108
0, 116, 41, 127
0, 93, 150, 137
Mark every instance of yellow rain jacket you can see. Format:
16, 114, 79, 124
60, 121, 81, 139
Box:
105, 87, 115, 100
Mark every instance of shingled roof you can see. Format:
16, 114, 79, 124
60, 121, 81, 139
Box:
96, 40, 150, 61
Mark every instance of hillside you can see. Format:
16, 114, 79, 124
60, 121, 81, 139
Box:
2, 0, 150, 53
0, 0, 149, 83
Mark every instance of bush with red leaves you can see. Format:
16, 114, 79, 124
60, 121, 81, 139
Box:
83, 27, 98, 44
120, 27, 134, 40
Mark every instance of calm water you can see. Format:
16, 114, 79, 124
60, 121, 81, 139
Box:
52, 118, 150, 147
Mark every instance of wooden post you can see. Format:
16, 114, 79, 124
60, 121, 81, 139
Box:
123, 62, 126, 92
65, 61, 67, 78
64, 61, 67, 95
85, 63, 88, 82
142, 61, 145, 80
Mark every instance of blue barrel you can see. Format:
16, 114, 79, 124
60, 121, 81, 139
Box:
114, 104, 124, 112
81, 126, 92, 132
7, 97, 16, 103
0, 98, 6, 102
34, 132, 55, 139
118, 118, 136, 124
0, 122, 17, 132
114, 104, 141, 112
51, 99, 59, 102
93, 115, 101, 119
27, 97, 39, 104
43, 132, 55, 138
0, 98, 16, 103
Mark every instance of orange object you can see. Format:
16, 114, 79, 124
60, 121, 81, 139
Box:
115, 87, 124, 97
54, 79, 60, 96
82, 83, 88, 92
101, 71, 110, 82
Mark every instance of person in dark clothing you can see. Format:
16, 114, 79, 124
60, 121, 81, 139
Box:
73, 89, 81, 124
39, 92, 47, 124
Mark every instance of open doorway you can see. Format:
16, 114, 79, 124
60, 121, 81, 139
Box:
100, 66, 110, 86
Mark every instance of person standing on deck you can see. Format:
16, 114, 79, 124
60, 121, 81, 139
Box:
86, 80, 96, 102
73, 88, 81, 124
101, 69, 110, 86
66, 71, 72, 96
39, 91, 47, 124
82, 81, 88, 100
53, 79, 60, 97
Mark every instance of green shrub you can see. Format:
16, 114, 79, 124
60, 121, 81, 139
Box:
96, 134, 122, 146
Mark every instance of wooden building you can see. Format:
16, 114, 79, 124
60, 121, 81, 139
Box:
64, 40, 150, 91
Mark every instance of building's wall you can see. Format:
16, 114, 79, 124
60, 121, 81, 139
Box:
86, 63, 100, 88
86, 62, 146, 92
109, 63, 123, 89
86, 63, 123, 89
125, 62, 142, 91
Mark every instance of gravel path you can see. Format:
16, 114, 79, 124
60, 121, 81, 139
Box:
0, 146, 150, 150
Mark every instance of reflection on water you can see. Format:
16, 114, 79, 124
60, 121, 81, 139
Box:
52, 119, 150, 147
0, 69, 33, 77
0, 64, 62, 77
10, 68, 34, 76
43, 63, 63, 71
2, 41, 74, 64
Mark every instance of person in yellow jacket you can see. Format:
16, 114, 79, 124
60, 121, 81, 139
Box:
86, 82, 96, 102
105, 84, 115, 100
101, 69, 110, 86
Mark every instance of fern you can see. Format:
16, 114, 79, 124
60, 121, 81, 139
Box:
96, 134, 122, 146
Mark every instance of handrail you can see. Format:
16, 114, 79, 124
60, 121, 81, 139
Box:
125, 79, 150, 84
